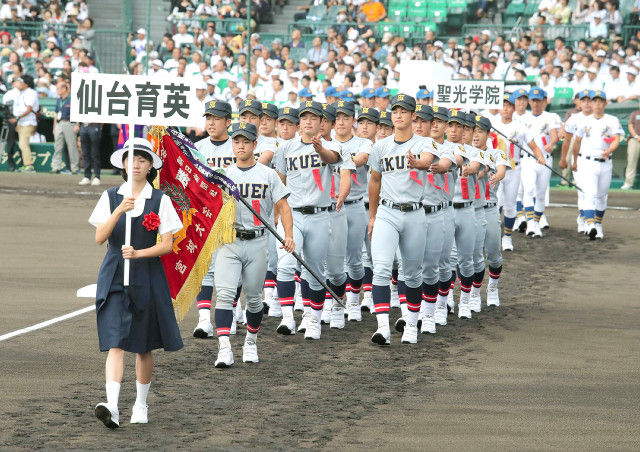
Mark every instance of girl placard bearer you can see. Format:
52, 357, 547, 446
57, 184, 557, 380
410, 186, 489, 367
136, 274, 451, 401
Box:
88, 138, 184, 429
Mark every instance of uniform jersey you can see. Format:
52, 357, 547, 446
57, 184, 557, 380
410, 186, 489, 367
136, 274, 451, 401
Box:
368, 134, 426, 204
521, 111, 562, 157
195, 136, 235, 169
275, 136, 339, 208
493, 118, 528, 166
574, 114, 624, 158
450, 143, 482, 203
420, 136, 454, 206
478, 145, 510, 204
324, 137, 355, 200
335, 135, 372, 202
564, 111, 589, 136
254, 135, 278, 160
225, 162, 290, 231
432, 140, 458, 203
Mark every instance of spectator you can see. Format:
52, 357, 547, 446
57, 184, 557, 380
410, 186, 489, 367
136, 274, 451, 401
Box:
621, 99, 640, 189
605, 1, 623, 35
552, 0, 572, 24
307, 37, 328, 67
77, 17, 95, 51
288, 29, 304, 49
10, 75, 38, 173
589, 10, 608, 38
51, 77, 80, 175
0, 0, 24, 20
196, 0, 218, 17
131, 28, 148, 58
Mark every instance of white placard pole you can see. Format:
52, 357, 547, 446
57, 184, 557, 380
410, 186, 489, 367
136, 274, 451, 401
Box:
123, 121, 135, 287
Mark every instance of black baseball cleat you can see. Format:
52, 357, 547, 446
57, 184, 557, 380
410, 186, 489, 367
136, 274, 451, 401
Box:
394, 317, 406, 332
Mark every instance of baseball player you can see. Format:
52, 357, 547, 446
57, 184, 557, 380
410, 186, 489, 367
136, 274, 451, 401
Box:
274, 101, 343, 340
319, 102, 353, 329
376, 110, 394, 139
520, 88, 560, 238
353, 107, 379, 314
511, 88, 530, 232
367, 94, 427, 345
572, 90, 623, 240
416, 89, 430, 105
375, 87, 391, 111
472, 115, 509, 309
361, 88, 376, 108
213, 122, 295, 367
494, 93, 524, 251
192, 100, 236, 339
406, 105, 455, 334
447, 110, 484, 319
559, 90, 592, 234
429, 106, 457, 326
277, 107, 299, 142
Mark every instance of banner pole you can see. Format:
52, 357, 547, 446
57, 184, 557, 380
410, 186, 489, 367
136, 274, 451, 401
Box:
124, 121, 135, 287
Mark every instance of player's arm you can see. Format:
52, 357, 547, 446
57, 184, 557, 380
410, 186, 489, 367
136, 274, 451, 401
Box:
602, 135, 621, 159
336, 169, 352, 212
572, 137, 581, 170
276, 171, 286, 185
560, 130, 573, 169
353, 152, 370, 167
545, 128, 559, 153
528, 140, 546, 165
258, 149, 274, 165
367, 170, 382, 239
312, 135, 341, 163
276, 197, 295, 253
407, 149, 435, 169
490, 164, 508, 187
463, 159, 482, 176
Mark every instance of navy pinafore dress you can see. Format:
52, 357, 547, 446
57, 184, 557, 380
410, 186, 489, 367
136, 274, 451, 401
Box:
95, 187, 183, 354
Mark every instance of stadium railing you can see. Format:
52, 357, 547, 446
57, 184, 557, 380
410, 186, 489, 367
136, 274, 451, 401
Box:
462, 23, 589, 44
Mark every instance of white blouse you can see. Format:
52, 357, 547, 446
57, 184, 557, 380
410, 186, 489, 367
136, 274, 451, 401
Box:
89, 183, 183, 236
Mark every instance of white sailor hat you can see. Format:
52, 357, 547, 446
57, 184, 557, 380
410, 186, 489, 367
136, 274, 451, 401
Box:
111, 138, 163, 169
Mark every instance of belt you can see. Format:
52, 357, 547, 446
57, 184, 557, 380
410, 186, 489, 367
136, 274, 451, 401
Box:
441, 201, 452, 208
293, 206, 330, 214
344, 198, 363, 205
485, 202, 497, 208
423, 204, 443, 214
364, 202, 370, 210
236, 228, 266, 240
453, 201, 473, 209
381, 199, 422, 212
578, 153, 607, 163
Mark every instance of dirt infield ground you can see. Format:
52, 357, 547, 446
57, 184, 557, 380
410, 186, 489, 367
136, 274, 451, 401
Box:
1, 173, 639, 450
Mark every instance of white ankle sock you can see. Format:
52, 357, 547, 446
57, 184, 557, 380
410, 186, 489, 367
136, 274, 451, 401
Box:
246, 331, 257, 342
425, 302, 436, 316
376, 313, 389, 330
263, 287, 273, 301
400, 302, 409, 318
406, 310, 419, 325
135, 381, 150, 406
106, 381, 120, 409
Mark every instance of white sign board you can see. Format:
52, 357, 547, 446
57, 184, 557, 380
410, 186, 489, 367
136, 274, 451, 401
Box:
71, 73, 203, 127
398, 61, 453, 95
432, 80, 504, 110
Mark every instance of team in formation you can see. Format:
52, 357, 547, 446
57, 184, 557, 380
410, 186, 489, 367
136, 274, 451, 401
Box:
187, 86, 622, 367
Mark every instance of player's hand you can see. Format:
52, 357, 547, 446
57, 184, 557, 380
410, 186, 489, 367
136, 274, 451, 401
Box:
490, 173, 499, 188
462, 165, 470, 177
367, 217, 375, 240
407, 149, 418, 168
543, 143, 553, 153
572, 161, 578, 172
117, 196, 135, 214
601, 150, 612, 160
280, 235, 295, 253
559, 158, 567, 169
312, 134, 323, 154
121, 245, 137, 259
335, 197, 344, 212
537, 155, 546, 165
429, 162, 442, 173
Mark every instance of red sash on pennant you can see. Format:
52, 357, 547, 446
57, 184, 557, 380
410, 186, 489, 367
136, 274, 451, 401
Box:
252, 200, 262, 226
312, 168, 324, 191
460, 177, 470, 199
474, 181, 481, 199
427, 173, 441, 189
485, 181, 491, 200
409, 170, 423, 186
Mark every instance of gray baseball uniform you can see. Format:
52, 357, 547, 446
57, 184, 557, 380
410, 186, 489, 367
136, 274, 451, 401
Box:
483, 146, 510, 269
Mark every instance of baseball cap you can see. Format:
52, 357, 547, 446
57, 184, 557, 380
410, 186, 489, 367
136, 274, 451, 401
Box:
503, 93, 515, 105
239, 99, 263, 116
375, 86, 390, 98
590, 90, 606, 100
325, 86, 339, 98
415, 104, 433, 121
416, 89, 429, 100
340, 90, 355, 102
474, 115, 491, 131
447, 109, 466, 125
321, 103, 337, 122
332, 100, 356, 116
513, 88, 529, 99
299, 100, 324, 117
230, 122, 258, 141
152, 59, 164, 67
261, 102, 278, 119
528, 87, 546, 100
432, 105, 449, 121
357, 107, 380, 124
378, 110, 393, 127
390, 93, 416, 112
298, 87, 313, 98
361, 87, 376, 99
137, 28, 146, 35
578, 89, 591, 100
278, 106, 299, 123
203, 99, 232, 118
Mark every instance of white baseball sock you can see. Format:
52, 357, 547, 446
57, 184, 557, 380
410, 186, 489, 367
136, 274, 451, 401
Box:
105, 381, 120, 409
135, 381, 150, 407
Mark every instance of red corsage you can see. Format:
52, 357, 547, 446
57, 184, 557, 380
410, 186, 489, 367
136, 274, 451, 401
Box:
142, 211, 161, 231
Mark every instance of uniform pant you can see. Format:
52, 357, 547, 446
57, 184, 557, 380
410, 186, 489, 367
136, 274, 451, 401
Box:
326, 208, 348, 287
473, 206, 487, 274
16, 125, 36, 167
201, 250, 219, 287
484, 205, 503, 268
52, 121, 79, 172
80, 124, 102, 179
267, 228, 278, 274
422, 208, 444, 285
214, 236, 268, 313
580, 157, 612, 212
501, 164, 521, 218
344, 200, 368, 281
371, 205, 425, 289
438, 205, 456, 282
362, 206, 372, 269
277, 210, 329, 291
450, 205, 475, 278
624, 137, 640, 188
521, 154, 552, 214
